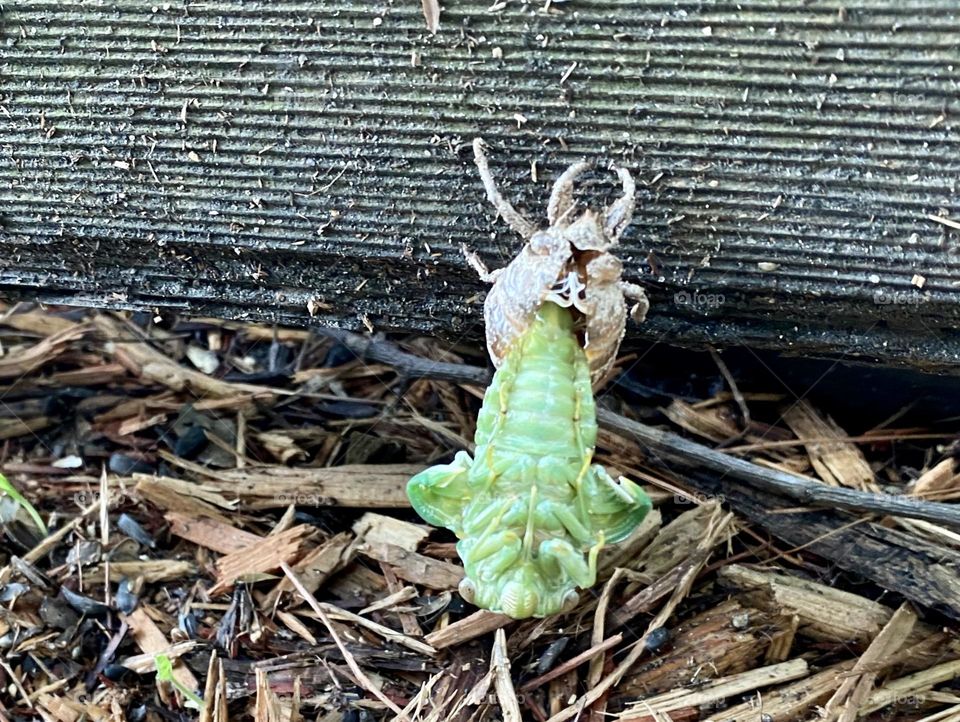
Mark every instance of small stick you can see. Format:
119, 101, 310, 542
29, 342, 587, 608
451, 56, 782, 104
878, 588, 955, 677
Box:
518, 633, 623, 692
492, 628, 522, 722
708, 346, 751, 437
587, 567, 623, 700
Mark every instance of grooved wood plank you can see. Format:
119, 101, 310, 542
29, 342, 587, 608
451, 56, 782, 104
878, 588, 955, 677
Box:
2, 1, 960, 371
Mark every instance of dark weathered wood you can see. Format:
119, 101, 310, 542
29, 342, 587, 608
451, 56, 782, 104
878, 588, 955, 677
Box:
3, 2, 960, 371
688, 469, 960, 621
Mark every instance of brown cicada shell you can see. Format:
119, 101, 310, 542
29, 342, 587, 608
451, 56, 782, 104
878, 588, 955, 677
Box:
464, 138, 649, 385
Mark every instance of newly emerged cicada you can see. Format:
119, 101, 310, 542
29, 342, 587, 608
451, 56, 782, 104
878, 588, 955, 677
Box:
407, 139, 652, 619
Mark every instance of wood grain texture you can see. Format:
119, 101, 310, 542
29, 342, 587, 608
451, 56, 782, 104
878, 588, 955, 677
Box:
3, 1, 960, 371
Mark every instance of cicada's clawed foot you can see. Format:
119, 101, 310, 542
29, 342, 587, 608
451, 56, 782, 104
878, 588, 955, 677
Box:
620, 280, 650, 324
538, 535, 601, 589
547, 160, 592, 227
461, 243, 503, 284
473, 138, 538, 239
604, 165, 636, 242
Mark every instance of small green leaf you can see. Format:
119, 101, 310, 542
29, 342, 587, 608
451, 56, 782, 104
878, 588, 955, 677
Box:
155, 653, 204, 710
0, 473, 47, 535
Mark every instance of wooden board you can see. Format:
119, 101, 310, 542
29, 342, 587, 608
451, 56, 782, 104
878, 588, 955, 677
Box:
3, 2, 960, 372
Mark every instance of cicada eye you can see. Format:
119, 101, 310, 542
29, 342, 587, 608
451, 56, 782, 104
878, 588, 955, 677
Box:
559, 590, 580, 614
458, 578, 477, 605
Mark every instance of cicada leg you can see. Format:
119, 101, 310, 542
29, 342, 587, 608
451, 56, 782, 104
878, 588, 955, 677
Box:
538, 535, 601, 590
620, 280, 650, 324
536, 499, 594, 547
547, 160, 591, 227
459, 529, 522, 579
406, 450, 474, 532
461, 494, 525, 538
473, 137, 538, 239
603, 165, 636, 242
461, 243, 504, 285
582, 465, 653, 544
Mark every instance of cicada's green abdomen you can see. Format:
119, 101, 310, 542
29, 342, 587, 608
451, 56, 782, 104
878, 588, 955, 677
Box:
407, 302, 651, 619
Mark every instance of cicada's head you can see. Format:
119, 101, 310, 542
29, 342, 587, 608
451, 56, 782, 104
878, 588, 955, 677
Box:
556, 209, 616, 253
527, 228, 570, 257
458, 561, 580, 619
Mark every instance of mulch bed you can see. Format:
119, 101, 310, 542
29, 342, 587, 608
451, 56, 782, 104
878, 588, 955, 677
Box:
1, 303, 959, 722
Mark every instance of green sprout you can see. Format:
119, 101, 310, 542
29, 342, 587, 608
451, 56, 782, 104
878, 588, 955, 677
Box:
0, 472, 47, 535
155, 653, 204, 710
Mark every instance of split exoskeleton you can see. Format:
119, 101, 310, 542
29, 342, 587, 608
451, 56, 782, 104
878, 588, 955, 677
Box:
465, 137, 649, 385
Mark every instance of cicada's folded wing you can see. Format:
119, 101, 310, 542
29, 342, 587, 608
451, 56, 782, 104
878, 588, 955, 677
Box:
406, 451, 474, 533
582, 465, 652, 544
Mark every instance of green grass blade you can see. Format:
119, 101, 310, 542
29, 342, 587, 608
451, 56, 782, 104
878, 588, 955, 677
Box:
0, 472, 47, 535
155, 653, 204, 709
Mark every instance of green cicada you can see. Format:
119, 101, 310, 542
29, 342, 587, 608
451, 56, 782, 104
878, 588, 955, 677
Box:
407, 139, 652, 619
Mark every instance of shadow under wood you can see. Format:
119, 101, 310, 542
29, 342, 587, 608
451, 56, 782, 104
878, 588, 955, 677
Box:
683, 469, 960, 622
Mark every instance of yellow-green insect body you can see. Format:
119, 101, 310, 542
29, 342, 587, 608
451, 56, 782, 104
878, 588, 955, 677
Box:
407, 302, 651, 618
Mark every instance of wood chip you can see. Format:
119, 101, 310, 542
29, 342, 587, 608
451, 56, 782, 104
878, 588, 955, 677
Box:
718, 564, 895, 645
95, 314, 276, 402
166, 512, 262, 555
85, 560, 196, 584
623, 658, 809, 718
0, 323, 87, 379
353, 512, 430, 550
704, 660, 856, 722
782, 400, 878, 491
201, 465, 421, 509
912, 458, 960, 500
210, 525, 318, 596
123, 607, 200, 698
823, 602, 917, 722
424, 609, 513, 650
359, 541, 463, 589
261, 531, 354, 610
